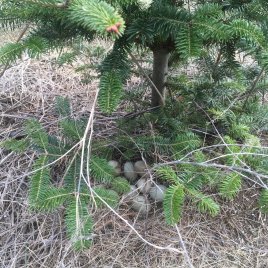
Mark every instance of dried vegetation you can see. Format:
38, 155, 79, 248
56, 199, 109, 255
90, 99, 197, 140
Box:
0, 31, 268, 268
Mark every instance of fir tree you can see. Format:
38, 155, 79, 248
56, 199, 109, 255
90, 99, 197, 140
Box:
1, 0, 268, 110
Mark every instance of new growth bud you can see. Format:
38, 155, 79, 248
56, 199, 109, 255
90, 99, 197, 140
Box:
106, 22, 122, 34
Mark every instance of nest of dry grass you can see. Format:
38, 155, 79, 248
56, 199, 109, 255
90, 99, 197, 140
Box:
1, 52, 268, 268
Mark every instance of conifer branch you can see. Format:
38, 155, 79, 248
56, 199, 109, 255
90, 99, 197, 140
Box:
242, 66, 266, 107
155, 160, 268, 188
23, 0, 70, 8
0, 23, 30, 78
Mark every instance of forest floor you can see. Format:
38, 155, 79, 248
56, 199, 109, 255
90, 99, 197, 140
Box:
0, 31, 268, 268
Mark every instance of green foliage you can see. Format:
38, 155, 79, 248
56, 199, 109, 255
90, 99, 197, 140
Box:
110, 131, 201, 161
98, 45, 130, 113
37, 187, 70, 212
156, 166, 181, 184
2, 0, 268, 114
229, 123, 251, 140
56, 51, 78, 66
92, 186, 120, 208
111, 177, 131, 194
90, 156, 115, 183
24, 119, 49, 151
229, 19, 265, 46
192, 191, 220, 216
99, 71, 123, 113
175, 24, 202, 59
60, 119, 86, 142
259, 189, 268, 213
154, 131, 267, 223
0, 97, 133, 250
69, 0, 125, 36
0, 36, 50, 66
223, 136, 244, 166
219, 173, 242, 200
29, 155, 51, 208
0, 138, 29, 153
158, 165, 220, 225
163, 184, 185, 225
112, 104, 267, 224
65, 198, 93, 250
0, 42, 25, 66
55, 95, 71, 117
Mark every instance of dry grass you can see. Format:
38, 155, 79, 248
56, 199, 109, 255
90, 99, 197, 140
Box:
0, 29, 21, 46
1, 146, 267, 267
1, 40, 268, 268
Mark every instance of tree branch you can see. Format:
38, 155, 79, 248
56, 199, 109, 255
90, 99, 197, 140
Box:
242, 66, 266, 108
154, 160, 268, 188
0, 24, 30, 78
24, 0, 70, 8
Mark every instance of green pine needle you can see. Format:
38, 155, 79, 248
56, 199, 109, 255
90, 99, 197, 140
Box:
219, 173, 242, 200
69, 0, 125, 36
156, 166, 181, 184
163, 184, 185, 225
110, 177, 131, 194
55, 96, 71, 117
60, 119, 85, 142
175, 24, 202, 59
25, 119, 49, 151
65, 198, 93, 250
0, 42, 24, 65
92, 186, 120, 208
0, 138, 29, 152
188, 189, 220, 216
29, 155, 51, 208
98, 71, 123, 114
259, 189, 268, 213
37, 187, 70, 212
90, 156, 115, 183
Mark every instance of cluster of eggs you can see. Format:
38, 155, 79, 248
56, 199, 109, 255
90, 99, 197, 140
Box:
108, 160, 167, 215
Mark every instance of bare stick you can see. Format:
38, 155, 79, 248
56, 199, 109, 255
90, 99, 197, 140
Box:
175, 224, 194, 268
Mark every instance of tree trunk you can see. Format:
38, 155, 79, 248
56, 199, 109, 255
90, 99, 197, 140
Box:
151, 48, 170, 107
